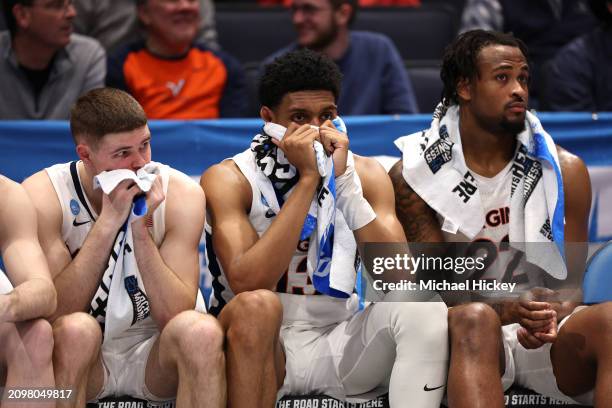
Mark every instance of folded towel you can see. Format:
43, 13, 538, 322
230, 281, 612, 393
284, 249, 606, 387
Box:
395, 104, 566, 279
92, 164, 159, 339
251, 117, 357, 298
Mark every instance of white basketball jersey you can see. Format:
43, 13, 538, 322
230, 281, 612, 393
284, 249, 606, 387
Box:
207, 150, 358, 324
45, 161, 169, 335
440, 162, 540, 291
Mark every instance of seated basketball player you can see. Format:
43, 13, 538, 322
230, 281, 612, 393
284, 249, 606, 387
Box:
390, 30, 612, 407
23, 88, 224, 408
201, 49, 449, 408
1, 176, 56, 408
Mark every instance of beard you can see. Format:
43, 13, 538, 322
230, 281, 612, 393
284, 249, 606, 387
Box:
306, 20, 339, 51
500, 116, 526, 134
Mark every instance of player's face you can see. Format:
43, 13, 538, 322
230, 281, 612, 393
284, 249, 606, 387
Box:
139, 0, 200, 48
83, 125, 152, 174
266, 90, 338, 128
291, 0, 339, 50
19, 0, 76, 48
465, 45, 529, 135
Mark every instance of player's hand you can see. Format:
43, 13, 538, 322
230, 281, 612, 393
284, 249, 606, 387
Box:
516, 287, 557, 332
144, 175, 165, 216
271, 123, 320, 181
517, 312, 557, 349
99, 179, 143, 230
320, 119, 349, 177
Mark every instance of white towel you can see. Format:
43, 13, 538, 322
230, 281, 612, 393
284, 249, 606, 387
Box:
395, 104, 566, 279
93, 164, 158, 340
253, 117, 358, 298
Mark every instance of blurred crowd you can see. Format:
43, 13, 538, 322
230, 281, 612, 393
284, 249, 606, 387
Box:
0, 0, 610, 120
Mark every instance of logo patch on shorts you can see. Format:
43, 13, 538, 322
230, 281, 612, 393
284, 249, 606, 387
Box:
69, 199, 81, 216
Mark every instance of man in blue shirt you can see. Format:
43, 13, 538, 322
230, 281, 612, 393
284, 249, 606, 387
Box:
262, 0, 418, 115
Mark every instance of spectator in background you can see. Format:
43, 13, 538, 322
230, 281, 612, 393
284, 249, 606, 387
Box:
543, 0, 612, 112
0, 0, 105, 119
262, 0, 418, 115
257, 0, 420, 6
460, 0, 596, 105
107, 0, 247, 119
72, 0, 218, 54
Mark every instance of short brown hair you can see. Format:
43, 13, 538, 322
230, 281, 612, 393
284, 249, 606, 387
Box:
70, 88, 148, 147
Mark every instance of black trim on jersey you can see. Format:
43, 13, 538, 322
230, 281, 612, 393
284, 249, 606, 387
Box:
206, 231, 227, 317
70, 161, 95, 221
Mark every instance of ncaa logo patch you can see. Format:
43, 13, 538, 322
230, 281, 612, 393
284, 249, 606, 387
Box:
69, 199, 80, 216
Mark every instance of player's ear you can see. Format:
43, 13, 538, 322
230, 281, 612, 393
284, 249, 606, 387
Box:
260, 106, 275, 123
456, 78, 472, 102
76, 143, 92, 166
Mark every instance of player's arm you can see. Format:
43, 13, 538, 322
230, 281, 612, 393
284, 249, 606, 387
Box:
201, 158, 318, 295
388, 160, 445, 243
547, 147, 591, 318
23, 171, 134, 321
131, 174, 204, 330
354, 156, 407, 244
0, 176, 56, 323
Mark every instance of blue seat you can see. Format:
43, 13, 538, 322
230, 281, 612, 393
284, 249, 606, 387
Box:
583, 241, 612, 304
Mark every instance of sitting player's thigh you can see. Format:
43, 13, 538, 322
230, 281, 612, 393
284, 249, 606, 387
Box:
514, 305, 594, 405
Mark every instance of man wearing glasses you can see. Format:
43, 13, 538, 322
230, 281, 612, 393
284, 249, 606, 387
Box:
0, 0, 105, 119
262, 0, 418, 115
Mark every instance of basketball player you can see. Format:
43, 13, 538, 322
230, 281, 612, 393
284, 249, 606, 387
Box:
390, 30, 612, 407
1, 176, 56, 408
201, 49, 449, 408
23, 88, 224, 408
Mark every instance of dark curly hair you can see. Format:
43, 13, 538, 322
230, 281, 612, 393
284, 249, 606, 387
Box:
259, 48, 343, 109
440, 30, 529, 106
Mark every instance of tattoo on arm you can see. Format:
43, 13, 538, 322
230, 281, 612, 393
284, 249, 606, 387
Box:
390, 164, 441, 243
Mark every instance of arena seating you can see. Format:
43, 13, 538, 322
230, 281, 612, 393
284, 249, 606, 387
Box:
215, 4, 295, 65
351, 5, 457, 61
405, 62, 443, 113
215, 4, 458, 65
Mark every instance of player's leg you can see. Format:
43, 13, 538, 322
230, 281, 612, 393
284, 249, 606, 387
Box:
147, 310, 225, 407
0, 319, 55, 408
218, 289, 285, 408
337, 301, 449, 408
550, 302, 612, 406
52, 312, 105, 408
447, 303, 506, 408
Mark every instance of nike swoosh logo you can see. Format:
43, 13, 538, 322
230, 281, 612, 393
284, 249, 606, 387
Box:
72, 219, 91, 227
423, 384, 445, 392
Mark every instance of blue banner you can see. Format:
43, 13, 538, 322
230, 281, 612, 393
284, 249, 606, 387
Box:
1, 113, 612, 241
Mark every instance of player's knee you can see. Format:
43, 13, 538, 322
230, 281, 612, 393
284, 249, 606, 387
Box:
162, 311, 224, 359
449, 303, 501, 342
21, 319, 54, 369
589, 302, 612, 345
53, 313, 101, 361
226, 289, 282, 349
379, 301, 448, 343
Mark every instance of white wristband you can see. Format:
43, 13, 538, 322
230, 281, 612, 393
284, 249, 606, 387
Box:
335, 163, 376, 230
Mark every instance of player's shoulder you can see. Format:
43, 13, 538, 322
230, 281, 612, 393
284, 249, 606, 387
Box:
22, 169, 56, 203
555, 145, 588, 173
0, 174, 17, 193
555, 145, 591, 194
167, 167, 204, 201
201, 160, 252, 212
0, 175, 29, 210
354, 154, 388, 180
